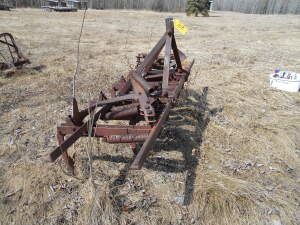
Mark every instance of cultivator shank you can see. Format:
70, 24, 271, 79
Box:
48, 18, 194, 172
0, 33, 30, 71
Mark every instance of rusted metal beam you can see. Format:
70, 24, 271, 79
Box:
110, 103, 139, 112
130, 103, 171, 170
103, 134, 149, 143
57, 125, 151, 136
135, 33, 167, 75
162, 35, 172, 96
171, 36, 182, 69
90, 94, 137, 109
71, 94, 138, 125
104, 107, 138, 120
49, 123, 88, 162
48, 104, 112, 163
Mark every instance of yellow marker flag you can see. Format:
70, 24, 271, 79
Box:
174, 19, 188, 35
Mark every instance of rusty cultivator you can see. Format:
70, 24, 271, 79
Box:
0, 33, 30, 71
48, 18, 195, 173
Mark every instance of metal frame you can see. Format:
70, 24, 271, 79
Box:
48, 17, 195, 172
0, 0, 12, 10
0, 33, 30, 71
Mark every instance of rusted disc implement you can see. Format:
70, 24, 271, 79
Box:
48, 18, 195, 172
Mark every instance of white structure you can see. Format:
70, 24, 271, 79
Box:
270, 70, 300, 92
209, 0, 213, 11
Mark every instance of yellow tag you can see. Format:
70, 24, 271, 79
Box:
174, 19, 188, 35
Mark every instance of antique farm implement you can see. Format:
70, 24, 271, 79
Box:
0, 0, 12, 10
48, 18, 194, 172
0, 33, 30, 71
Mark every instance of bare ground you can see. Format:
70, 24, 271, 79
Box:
0, 8, 300, 225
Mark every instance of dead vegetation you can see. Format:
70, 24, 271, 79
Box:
0, 9, 299, 225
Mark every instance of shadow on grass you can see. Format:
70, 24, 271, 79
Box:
84, 87, 221, 218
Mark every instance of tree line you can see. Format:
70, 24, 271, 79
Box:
89, 0, 187, 12
11, 0, 300, 14
213, 0, 300, 14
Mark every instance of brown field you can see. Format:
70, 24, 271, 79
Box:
0, 8, 300, 225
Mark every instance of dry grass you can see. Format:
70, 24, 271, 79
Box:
0, 8, 300, 225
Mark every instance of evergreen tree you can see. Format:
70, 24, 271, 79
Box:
186, 0, 210, 17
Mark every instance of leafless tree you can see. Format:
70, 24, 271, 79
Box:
213, 0, 300, 14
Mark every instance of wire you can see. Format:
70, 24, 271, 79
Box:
72, 6, 88, 98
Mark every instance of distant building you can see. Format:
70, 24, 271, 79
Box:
42, 0, 88, 11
